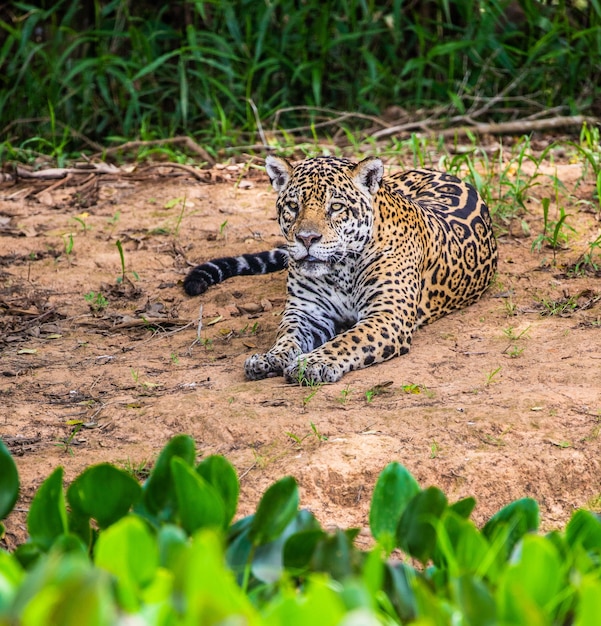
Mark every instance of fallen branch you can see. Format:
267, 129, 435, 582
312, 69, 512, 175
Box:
15, 163, 121, 179
94, 136, 215, 165
371, 114, 598, 141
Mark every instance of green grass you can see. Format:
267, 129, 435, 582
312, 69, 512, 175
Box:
1, 0, 600, 158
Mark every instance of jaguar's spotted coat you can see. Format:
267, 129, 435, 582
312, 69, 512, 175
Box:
184, 155, 498, 384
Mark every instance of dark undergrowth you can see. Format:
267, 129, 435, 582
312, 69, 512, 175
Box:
1, 0, 600, 158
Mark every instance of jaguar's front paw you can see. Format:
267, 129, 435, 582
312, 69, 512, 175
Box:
284, 356, 343, 385
244, 353, 285, 380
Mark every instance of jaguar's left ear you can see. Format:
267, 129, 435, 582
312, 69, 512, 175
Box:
352, 157, 384, 195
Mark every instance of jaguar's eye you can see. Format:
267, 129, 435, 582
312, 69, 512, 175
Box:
286, 201, 299, 214
330, 202, 345, 214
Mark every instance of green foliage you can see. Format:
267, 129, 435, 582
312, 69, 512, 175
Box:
0, 441, 19, 539
1, 1, 599, 154
1, 435, 601, 624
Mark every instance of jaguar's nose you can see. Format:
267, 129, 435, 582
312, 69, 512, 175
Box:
296, 231, 322, 249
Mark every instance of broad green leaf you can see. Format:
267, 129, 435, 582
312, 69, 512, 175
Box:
0, 551, 23, 613
451, 574, 496, 626
19, 553, 115, 626
196, 455, 239, 528
249, 476, 299, 546
565, 509, 601, 551
171, 457, 225, 533
435, 511, 494, 577
27, 467, 68, 551
226, 515, 254, 579
67, 464, 141, 529
311, 529, 356, 580
180, 530, 259, 624
252, 509, 321, 583
12, 543, 43, 570
141, 434, 196, 519
482, 498, 539, 560
157, 524, 189, 569
574, 578, 601, 626
265, 575, 346, 626
450, 496, 477, 519
383, 562, 418, 623
283, 529, 326, 574
369, 462, 420, 553
94, 516, 158, 612
498, 534, 563, 622
50, 533, 88, 558
0, 440, 19, 520
396, 486, 448, 564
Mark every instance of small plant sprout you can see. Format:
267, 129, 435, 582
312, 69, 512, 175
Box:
502, 325, 530, 341
310, 421, 328, 441
506, 345, 524, 359
71, 213, 92, 233
116, 239, 139, 284
219, 219, 228, 238
430, 441, 440, 458
62, 232, 74, 262
164, 196, 187, 237
84, 291, 108, 313
364, 381, 393, 402
55, 420, 83, 456
338, 385, 352, 405
302, 383, 323, 408
286, 422, 328, 446
572, 233, 601, 275
107, 211, 121, 228
485, 366, 502, 386
531, 198, 575, 265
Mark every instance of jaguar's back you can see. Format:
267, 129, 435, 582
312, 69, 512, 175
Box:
376, 168, 497, 324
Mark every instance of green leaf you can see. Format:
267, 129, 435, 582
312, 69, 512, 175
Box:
157, 524, 189, 569
27, 467, 68, 551
383, 562, 418, 622
265, 575, 346, 626
16, 553, 116, 626
369, 462, 420, 553
249, 476, 299, 546
196, 455, 239, 528
0, 551, 23, 613
94, 516, 158, 612
565, 509, 601, 551
396, 486, 448, 564
226, 515, 254, 578
498, 535, 563, 622
311, 529, 357, 580
450, 496, 477, 519
482, 498, 539, 560
171, 457, 225, 534
575, 578, 601, 626
180, 530, 259, 623
140, 434, 196, 519
0, 440, 19, 520
435, 511, 494, 578
252, 509, 321, 583
283, 529, 326, 574
67, 464, 141, 529
451, 574, 496, 626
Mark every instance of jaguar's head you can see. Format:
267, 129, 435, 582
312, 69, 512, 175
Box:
265, 155, 384, 277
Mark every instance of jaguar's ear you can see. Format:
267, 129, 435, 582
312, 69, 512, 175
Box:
265, 155, 293, 192
352, 157, 384, 195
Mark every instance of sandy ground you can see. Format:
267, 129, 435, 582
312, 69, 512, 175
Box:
1, 145, 600, 550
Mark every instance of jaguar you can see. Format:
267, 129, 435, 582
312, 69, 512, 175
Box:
184, 155, 498, 384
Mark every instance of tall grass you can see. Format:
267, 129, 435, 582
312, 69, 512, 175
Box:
1, 0, 600, 155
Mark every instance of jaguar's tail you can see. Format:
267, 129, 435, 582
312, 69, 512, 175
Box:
183, 247, 289, 296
